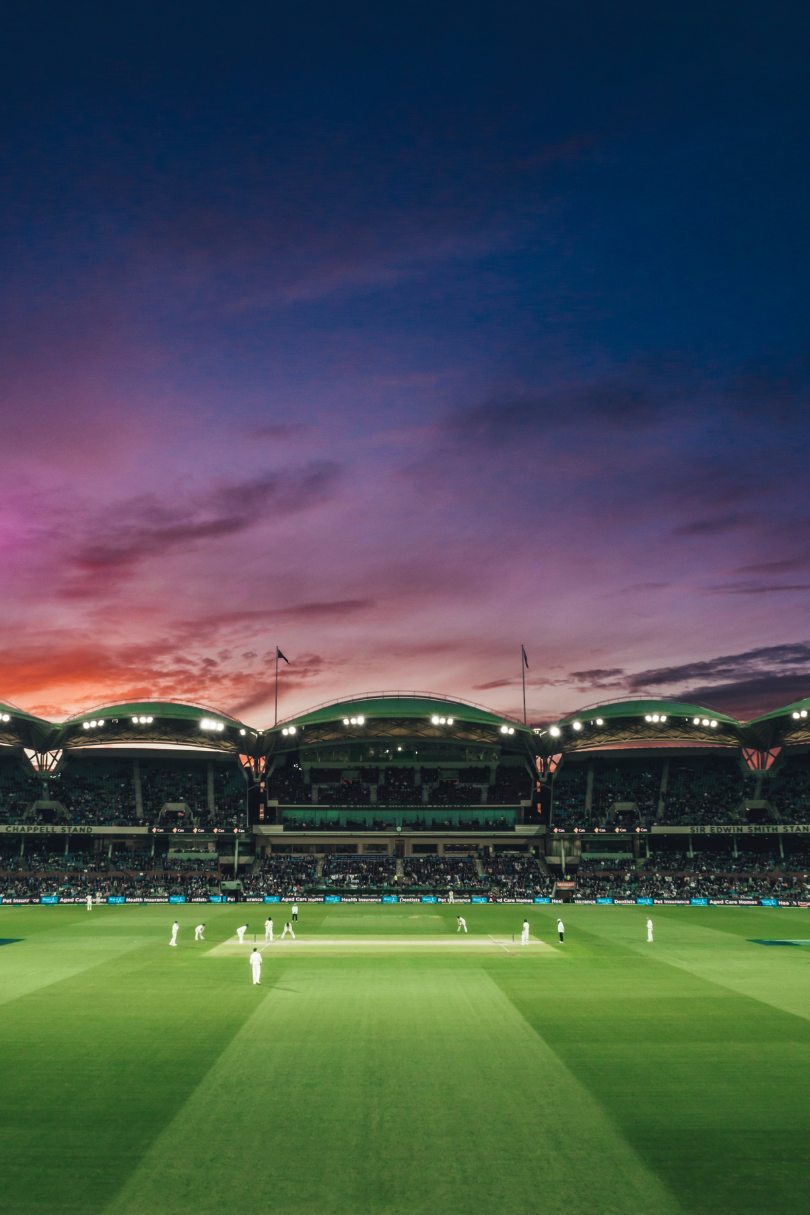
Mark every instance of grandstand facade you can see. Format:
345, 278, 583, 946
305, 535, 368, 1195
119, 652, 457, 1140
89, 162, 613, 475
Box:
3, 690, 810, 905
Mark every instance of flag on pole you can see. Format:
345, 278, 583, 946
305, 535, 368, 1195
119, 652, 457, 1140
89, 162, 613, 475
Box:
276, 648, 290, 664
521, 645, 529, 669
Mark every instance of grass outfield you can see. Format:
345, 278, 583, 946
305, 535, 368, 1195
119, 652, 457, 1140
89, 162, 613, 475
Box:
2, 905, 810, 1215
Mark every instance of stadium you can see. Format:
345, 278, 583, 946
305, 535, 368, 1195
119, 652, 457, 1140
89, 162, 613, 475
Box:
3, 688, 810, 906
4, 688, 810, 1215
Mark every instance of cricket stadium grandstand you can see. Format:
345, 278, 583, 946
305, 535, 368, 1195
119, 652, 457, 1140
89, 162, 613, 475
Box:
2, 688, 810, 905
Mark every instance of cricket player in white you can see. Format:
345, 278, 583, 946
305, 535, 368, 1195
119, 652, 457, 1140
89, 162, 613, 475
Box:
457, 916, 467, 933
448, 889, 454, 904
264, 916, 273, 942
281, 921, 295, 939
170, 920, 179, 947
194, 923, 205, 941
86, 894, 92, 912
291, 903, 298, 922
521, 919, 530, 945
557, 918, 564, 942
250, 948, 262, 984
236, 924, 248, 944
646, 916, 653, 943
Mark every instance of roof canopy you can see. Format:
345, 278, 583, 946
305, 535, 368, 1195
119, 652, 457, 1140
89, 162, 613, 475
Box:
54, 699, 254, 755
63, 699, 247, 725
557, 698, 740, 726
276, 692, 528, 732
538, 696, 743, 755
746, 697, 810, 726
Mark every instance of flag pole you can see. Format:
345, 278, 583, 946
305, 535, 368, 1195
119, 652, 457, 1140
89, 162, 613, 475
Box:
521, 644, 527, 726
274, 648, 290, 726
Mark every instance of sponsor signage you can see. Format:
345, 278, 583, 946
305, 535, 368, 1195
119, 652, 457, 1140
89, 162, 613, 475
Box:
3, 892, 803, 909
0, 824, 151, 835
651, 824, 810, 835
0, 825, 242, 836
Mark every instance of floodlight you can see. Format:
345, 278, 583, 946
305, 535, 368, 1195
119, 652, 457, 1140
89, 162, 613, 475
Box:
549, 726, 561, 737
132, 717, 139, 723
508, 727, 515, 734
0, 714, 8, 722
357, 716, 364, 725
645, 715, 651, 722
595, 718, 603, 726
803, 710, 808, 719
500, 725, 508, 734
431, 715, 440, 724
660, 715, 667, 722
350, 717, 357, 725
343, 718, 350, 725
288, 726, 296, 735
572, 721, 582, 731
439, 716, 446, 724
447, 717, 453, 725
83, 722, 90, 729
282, 728, 289, 736
793, 712, 800, 719
702, 718, 709, 726
693, 717, 700, 725
240, 728, 246, 735
710, 720, 717, 728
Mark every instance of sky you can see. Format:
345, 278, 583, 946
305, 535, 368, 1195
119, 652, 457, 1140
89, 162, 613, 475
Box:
1, 0, 810, 726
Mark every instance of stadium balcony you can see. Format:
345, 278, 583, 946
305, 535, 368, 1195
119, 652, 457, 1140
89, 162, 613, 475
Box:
536, 696, 810, 832
257, 694, 539, 846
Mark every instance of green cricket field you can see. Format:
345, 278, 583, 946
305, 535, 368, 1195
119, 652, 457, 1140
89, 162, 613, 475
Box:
1, 901, 809, 1215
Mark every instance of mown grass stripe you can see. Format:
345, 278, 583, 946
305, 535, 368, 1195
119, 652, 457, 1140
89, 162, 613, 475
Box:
103, 962, 682, 1215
